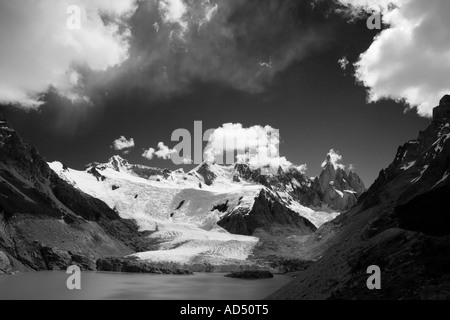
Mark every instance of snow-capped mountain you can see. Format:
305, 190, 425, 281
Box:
0, 110, 366, 273
269, 95, 450, 300
49, 147, 365, 269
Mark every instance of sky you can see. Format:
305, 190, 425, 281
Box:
1, 0, 445, 186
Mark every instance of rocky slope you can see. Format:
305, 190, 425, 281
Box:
218, 188, 317, 236
268, 96, 450, 300
0, 117, 149, 273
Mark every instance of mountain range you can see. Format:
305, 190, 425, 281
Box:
0, 111, 364, 273
1, 96, 449, 299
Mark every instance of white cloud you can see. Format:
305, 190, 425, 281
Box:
155, 142, 177, 159
182, 155, 193, 165
297, 164, 308, 174
158, 0, 188, 31
338, 56, 349, 71
142, 148, 156, 160
0, 0, 137, 108
142, 142, 176, 161
205, 123, 295, 171
157, 0, 217, 39
337, 0, 450, 117
111, 136, 135, 153
322, 149, 346, 170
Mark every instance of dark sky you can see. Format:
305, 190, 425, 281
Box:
0, 0, 431, 186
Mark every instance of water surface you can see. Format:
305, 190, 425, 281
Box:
0, 272, 290, 300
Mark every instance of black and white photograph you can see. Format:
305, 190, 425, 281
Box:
0, 0, 449, 304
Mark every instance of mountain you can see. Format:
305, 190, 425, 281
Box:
0, 112, 366, 274
268, 96, 450, 300
0, 117, 148, 273
49, 157, 318, 271
192, 159, 365, 212
47, 146, 365, 271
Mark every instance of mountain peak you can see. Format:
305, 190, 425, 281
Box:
108, 155, 129, 171
433, 94, 450, 123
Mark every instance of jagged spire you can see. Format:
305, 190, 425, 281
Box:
432, 95, 450, 123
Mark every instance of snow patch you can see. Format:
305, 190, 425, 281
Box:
401, 161, 416, 170
432, 171, 450, 189
411, 165, 429, 184
333, 188, 344, 198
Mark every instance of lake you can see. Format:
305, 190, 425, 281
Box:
0, 272, 290, 300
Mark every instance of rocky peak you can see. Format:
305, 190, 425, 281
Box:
108, 155, 129, 172
233, 162, 261, 182
364, 96, 450, 210
433, 95, 450, 123
194, 162, 218, 186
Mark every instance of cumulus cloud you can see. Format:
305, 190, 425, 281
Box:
204, 123, 296, 171
142, 148, 156, 160
0, 0, 137, 108
336, 0, 450, 117
111, 136, 135, 154
338, 56, 349, 71
142, 142, 177, 160
322, 149, 346, 170
296, 164, 308, 174
155, 142, 177, 159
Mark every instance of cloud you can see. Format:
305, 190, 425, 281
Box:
142, 148, 156, 160
142, 142, 176, 160
338, 56, 349, 71
158, 0, 188, 33
204, 123, 294, 171
336, 0, 450, 117
1, 0, 333, 110
0, 0, 137, 108
155, 142, 177, 159
297, 164, 308, 174
111, 136, 135, 153
181, 155, 193, 165
322, 149, 346, 170
94, 0, 330, 97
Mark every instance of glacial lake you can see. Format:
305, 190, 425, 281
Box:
0, 272, 290, 300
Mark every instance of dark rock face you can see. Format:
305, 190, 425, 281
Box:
268, 95, 450, 300
225, 270, 274, 279
39, 246, 97, 271
316, 159, 364, 211
433, 95, 450, 123
212, 200, 229, 213
70, 253, 97, 271
394, 184, 450, 237
195, 163, 217, 186
96, 257, 194, 275
218, 189, 317, 236
0, 251, 12, 274
40, 246, 72, 271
